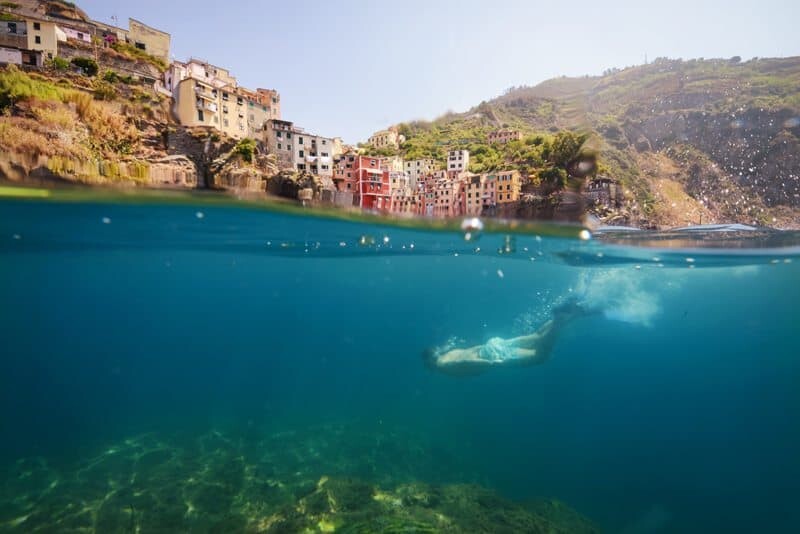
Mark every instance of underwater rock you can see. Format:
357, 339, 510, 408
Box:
0, 426, 599, 533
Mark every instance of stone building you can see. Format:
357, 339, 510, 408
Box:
487, 129, 522, 144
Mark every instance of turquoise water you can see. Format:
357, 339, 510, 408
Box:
1, 197, 799, 532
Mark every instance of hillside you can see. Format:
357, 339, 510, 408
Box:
378, 56, 800, 228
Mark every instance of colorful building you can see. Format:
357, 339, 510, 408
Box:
168, 58, 280, 140
495, 170, 521, 203
333, 153, 359, 196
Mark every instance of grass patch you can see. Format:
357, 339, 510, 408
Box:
110, 42, 167, 72
0, 65, 69, 108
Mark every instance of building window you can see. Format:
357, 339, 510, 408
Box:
299, 150, 304, 157
321, 152, 328, 157
222, 106, 228, 113
287, 133, 291, 139
277, 143, 282, 149
135, 42, 146, 51
223, 119, 229, 127
197, 110, 204, 121
8, 22, 16, 33
33, 22, 41, 30
276, 131, 281, 138
35, 35, 41, 44
298, 137, 303, 145
322, 140, 326, 145
77, 32, 84, 40
222, 92, 229, 101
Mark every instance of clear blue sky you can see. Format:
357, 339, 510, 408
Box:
79, 0, 798, 143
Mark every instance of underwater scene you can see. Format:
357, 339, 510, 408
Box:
1, 195, 799, 533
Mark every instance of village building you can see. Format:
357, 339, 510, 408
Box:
380, 155, 404, 172
461, 173, 485, 216
487, 129, 523, 144
481, 174, 497, 212
368, 128, 401, 149
354, 157, 388, 210
333, 152, 360, 195
494, 170, 521, 203
264, 119, 337, 176
167, 58, 280, 140
403, 158, 437, 186
293, 130, 337, 177
584, 176, 623, 208
0, 1, 170, 68
446, 149, 470, 178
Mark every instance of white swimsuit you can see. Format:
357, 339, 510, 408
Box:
480, 337, 515, 362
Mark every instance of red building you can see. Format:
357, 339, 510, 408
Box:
332, 154, 391, 209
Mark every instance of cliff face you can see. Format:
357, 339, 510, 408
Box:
481, 57, 800, 227
0, 63, 273, 194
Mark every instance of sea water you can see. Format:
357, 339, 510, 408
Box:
1, 195, 799, 533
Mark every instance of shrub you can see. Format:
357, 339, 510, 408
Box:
70, 57, 98, 77
234, 138, 257, 163
0, 2, 21, 8
92, 79, 117, 101
50, 56, 70, 70
102, 70, 119, 83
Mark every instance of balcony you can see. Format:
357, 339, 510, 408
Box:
196, 101, 218, 112
195, 90, 215, 101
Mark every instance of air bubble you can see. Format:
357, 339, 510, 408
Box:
12, 234, 21, 240
461, 217, 484, 240
195, 211, 205, 219
359, 235, 376, 246
498, 235, 516, 255
496, 269, 504, 279
579, 229, 591, 240
102, 217, 111, 224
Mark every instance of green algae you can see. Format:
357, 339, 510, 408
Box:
0, 424, 598, 533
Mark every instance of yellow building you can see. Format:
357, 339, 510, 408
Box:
494, 170, 521, 203
128, 18, 170, 63
175, 77, 220, 129
27, 20, 61, 60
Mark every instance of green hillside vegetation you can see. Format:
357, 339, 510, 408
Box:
363, 116, 593, 191
365, 56, 800, 226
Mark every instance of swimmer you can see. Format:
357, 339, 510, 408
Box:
423, 300, 591, 376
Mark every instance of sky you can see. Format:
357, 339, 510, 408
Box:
77, 0, 798, 143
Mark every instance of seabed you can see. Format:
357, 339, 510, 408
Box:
0, 423, 597, 533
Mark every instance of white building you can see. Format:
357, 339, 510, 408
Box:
447, 150, 470, 175
404, 158, 437, 187
265, 119, 339, 177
